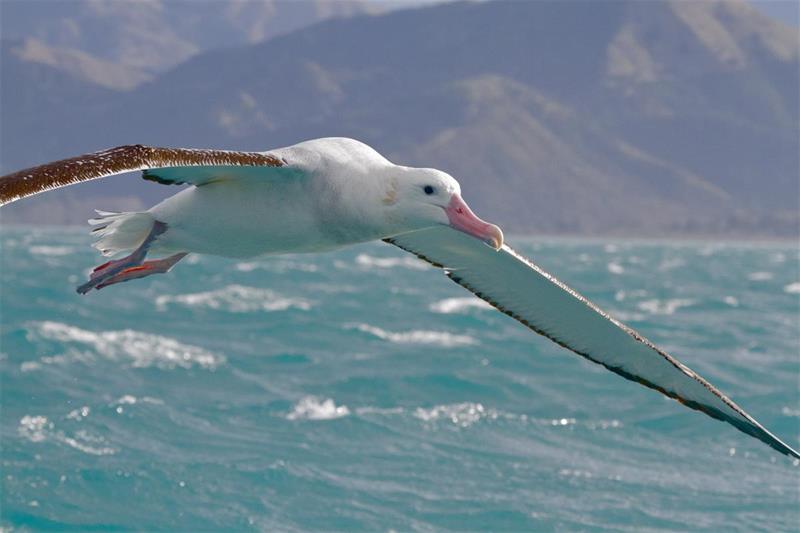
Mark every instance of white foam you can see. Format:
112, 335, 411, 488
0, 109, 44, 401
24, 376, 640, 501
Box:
66, 406, 91, 421
783, 282, 800, 294
59, 430, 116, 456
414, 402, 498, 427
722, 296, 739, 307
33, 321, 224, 369
429, 297, 493, 314
637, 298, 694, 315
18, 415, 115, 455
155, 284, 311, 313
607, 262, 625, 274
781, 406, 800, 417
354, 254, 428, 270
747, 271, 773, 281
352, 323, 477, 347
19, 415, 51, 442
235, 260, 318, 273
29, 245, 75, 256
112, 395, 163, 406
286, 396, 350, 421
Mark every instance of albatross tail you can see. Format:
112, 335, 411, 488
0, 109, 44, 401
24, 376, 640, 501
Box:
89, 210, 156, 257
78, 212, 187, 294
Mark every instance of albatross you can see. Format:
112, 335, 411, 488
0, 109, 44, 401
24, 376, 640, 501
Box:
1, 137, 797, 459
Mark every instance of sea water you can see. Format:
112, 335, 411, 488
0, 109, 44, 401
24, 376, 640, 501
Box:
1, 227, 798, 531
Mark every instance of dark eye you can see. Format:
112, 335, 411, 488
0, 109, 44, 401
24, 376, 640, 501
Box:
423, 185, 435, 195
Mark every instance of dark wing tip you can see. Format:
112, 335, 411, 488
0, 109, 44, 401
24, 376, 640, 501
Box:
0, 145, 285, 206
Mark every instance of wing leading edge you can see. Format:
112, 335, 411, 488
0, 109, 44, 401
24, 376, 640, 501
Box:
0, 145, 286, 206
385, 227, 799, 459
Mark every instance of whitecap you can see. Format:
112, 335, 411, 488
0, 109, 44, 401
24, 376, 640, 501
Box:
29, 245, 75, 256
429, 297, 493, 314
781, 406, 800, 417
747, 271, 773, 281
722, 296, 739, 307
112, 395, 162, 406
66, 406, 91, 421
19, 414, 115, 455
32, 321, 224, 369
354, 254, 428, 270
351, 323, 477, 347
58, 431, 116, 456
783, 282, 800, 294
155, 285, 312, 312
607, 262, 625, 274
414, 402, 498, 427
235, 260, 318, 273
637, 298, 694, 315
19, 415, 51, 442
286, 396, 350, 421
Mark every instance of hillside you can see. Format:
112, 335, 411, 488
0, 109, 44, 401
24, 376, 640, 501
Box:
2, 0, 797, 236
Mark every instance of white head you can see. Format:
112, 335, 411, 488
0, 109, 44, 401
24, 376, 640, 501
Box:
378, 165, 504, 249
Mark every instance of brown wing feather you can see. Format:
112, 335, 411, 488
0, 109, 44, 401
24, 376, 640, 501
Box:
0, 145, 284, 206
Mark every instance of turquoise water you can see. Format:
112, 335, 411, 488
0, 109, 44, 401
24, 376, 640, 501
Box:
1, 227, 798, 531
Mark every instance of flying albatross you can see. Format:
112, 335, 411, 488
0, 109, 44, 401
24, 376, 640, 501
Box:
1, 137, 797, 459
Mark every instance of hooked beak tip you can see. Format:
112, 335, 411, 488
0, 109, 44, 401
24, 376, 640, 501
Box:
445, 194, 504, 250
487, 225, 504, 250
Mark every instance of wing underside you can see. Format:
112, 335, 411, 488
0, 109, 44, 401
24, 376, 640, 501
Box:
385, 227, 799, 459
0, 145, 286, 206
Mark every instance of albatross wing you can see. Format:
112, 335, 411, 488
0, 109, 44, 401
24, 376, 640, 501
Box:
0, 145, 286, 206
385, 226, 799, 459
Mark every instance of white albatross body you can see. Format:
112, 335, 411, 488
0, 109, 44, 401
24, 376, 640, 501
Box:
0, 136, 797, 461
149, 138, 402, 257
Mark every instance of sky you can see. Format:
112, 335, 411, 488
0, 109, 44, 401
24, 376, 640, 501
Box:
376, 0, 799, 27
748, 0, 799, 26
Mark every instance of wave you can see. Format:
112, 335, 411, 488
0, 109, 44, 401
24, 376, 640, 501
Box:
18, 415, 116, 456
155, 284, 312, 313
235, 260, 319, 273
429, 297, 493, 314
784, 282, 800, 294
414, 402, 500, 427
747, 271, 773, 281
607, 262, 625, 274
31, 321, 224, 370
351, 323, 477, 347
29, 245, 76, 256
637, 298, 694, 315
286, 396, 350, 421
354, 254, 429, 270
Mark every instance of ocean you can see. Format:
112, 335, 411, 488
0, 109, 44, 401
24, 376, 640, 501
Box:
1, 227, 798, 531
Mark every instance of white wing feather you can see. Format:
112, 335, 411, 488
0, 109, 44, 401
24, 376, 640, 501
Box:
385, 227, 799, 459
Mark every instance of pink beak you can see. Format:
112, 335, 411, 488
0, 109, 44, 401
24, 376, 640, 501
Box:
445, 194, 504, 250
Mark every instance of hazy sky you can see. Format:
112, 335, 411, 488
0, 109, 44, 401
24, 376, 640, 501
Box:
748, 0, 799, 26
376, 0, 799, 27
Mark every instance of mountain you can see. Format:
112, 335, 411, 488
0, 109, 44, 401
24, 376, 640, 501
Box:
0, 0, 383, 88
1, 0, 797, 237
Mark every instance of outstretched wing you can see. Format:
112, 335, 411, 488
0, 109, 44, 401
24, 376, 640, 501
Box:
0, 145, 286, 206
385, 226, 799, 459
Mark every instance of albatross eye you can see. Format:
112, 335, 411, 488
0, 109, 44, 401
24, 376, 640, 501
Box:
423, 185, 435, 195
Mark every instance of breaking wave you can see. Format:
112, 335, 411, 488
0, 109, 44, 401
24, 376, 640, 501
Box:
351, 323, 477, 347
286, 397, 350, 421
155, 284, 312, 312
30, 321, 224, 369
637, 298, 695, 315
18, 415, 116, 456
354, 254, 429, 270
784, 282, 800, 294
429, 297, 493, 314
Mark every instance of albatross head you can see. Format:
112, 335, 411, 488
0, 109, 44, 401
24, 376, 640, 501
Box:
385, 167, 504, 250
